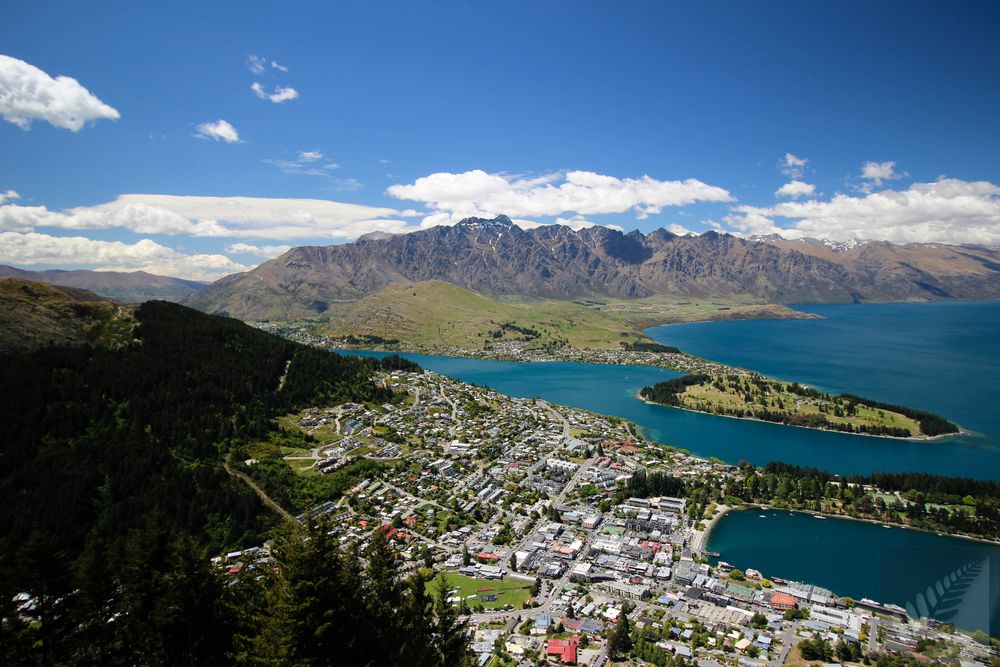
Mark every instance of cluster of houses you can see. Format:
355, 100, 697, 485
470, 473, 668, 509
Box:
224, 366, 993, 667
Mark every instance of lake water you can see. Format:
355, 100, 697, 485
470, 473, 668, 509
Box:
647, 300, 1000, 477
705, 509, 1000, 634
348, 301, 1000, 478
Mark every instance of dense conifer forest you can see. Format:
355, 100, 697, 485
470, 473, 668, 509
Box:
0, 301, 459, 665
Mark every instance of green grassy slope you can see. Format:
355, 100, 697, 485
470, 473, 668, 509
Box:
320, 280, 658, 350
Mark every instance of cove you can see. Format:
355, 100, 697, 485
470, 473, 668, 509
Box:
705, 508, 1000, 634
344, 350, 1000, 479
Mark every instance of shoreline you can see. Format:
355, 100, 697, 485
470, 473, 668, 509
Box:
339, 345, 963, 444
635, 391, 962, 443
691, 503, 732, 553
701, 505, 1000, 549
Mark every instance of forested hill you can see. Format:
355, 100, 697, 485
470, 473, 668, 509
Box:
0, 300, 418, 561
0, 301, 478, 665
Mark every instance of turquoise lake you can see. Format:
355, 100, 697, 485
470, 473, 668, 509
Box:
348, 301, 1000, 478
705, 509, 999, 634
648, 300, 1000, 477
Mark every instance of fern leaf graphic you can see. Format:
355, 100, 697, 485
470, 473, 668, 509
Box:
903, 558, 985, 623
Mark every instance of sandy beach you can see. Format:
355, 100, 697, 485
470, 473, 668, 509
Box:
690, 503, 732, 553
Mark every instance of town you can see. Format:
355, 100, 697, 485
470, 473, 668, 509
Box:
222, 368, 995, 666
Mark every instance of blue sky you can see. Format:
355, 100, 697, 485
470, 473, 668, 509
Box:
2, 1, 999, 279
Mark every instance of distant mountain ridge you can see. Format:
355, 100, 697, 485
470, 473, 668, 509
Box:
0, 265, 206, 303
182, 215, 1000, 320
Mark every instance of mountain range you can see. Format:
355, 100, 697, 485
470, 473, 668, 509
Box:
182, 215, 1000, 321
0, 265, 206, 303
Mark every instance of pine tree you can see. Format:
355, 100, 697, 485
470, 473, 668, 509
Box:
70, 532, 118, 664
608, 613, 633, 659
433, 574, 471, 667
16, 530, 72, 666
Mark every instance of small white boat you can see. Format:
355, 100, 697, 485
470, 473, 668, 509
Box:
759, 514, 767, 518
813, 515, 826, 519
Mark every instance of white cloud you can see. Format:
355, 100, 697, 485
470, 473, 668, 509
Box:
387, 169, 733, 227
724, 178, 1000, 244
271, 60, 289, 72
328, 178, 363, 192
195, 119, 240, 143
775, 180, 816, 198
0, 231, 249, 281
0, 189, 18, 204
265, 151, 343, 175
246, 54, 265, 74
251, 82, 298, 103
225, 242, 291, 258
0, 54, 120, 131
1, 194, 413, 241
553, 215, 624, 232
782, 153, 807, 179
860, 160, 901, 185
667, 223, 699, 236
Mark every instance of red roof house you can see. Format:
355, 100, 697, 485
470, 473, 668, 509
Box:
546, 635, 580, 664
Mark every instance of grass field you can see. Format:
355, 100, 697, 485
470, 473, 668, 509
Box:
427, 573, 533, 610
318, 280, 812, 352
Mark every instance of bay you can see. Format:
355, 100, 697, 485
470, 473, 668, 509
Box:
647, 301, 1000, 479
705, 508, 1000, 634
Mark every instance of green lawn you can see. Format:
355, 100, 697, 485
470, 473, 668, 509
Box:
427, 573, 532, 609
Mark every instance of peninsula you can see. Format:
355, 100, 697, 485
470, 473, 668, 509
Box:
639, 372, 959, 439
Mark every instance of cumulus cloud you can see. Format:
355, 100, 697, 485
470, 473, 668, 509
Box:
246, 54, 266, 74
860, 160, 902, 186
0, 54, 120, 131
271, 60, 289, 72
0, 190, 18, 204
298, 150, 323, 162
724, 178, 1000, 244
0, 231, 250, 281
387, 169, 732, 227
251, 82, 298, 103
195, 119, 240, 143
225, 242, 291, 258
782, 153, 808, 179
0, 194, 413, 241
775, 180, 816, 199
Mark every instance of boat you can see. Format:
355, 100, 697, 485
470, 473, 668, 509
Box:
703, 550, 720, 558
759, 514, 766, 518
813, 515, 826, 519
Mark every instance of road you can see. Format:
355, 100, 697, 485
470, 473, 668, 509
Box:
554, 455, 597, 508
868, 617, 879, 655
771, 620, 801, 667
223, 459, 297, 523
